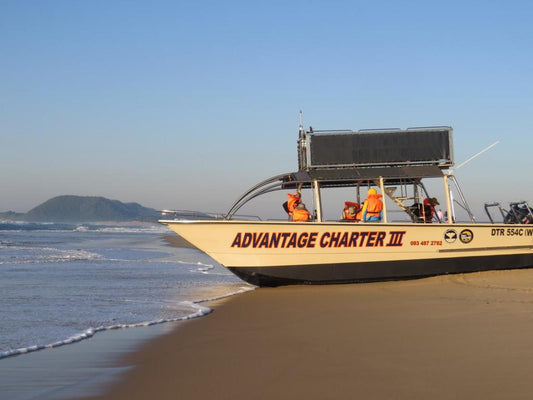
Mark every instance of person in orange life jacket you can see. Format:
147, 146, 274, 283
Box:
285, 190, 302, 217
292, 203, 310, 222
361, 188, 383, 222
341, 201, 359, 221
422, 197, 439, 222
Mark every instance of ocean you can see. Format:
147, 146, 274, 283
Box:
0, 221, 250, 396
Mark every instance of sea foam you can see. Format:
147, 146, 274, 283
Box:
0, 285, 254, 360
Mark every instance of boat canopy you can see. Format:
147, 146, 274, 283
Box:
225, 166, 449, 220
225, 126, 471, 222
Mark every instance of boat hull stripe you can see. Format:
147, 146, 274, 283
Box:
228, 253, 533, 286
439, 245, 533, 253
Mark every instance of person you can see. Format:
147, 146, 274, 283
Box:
292, 203, 311, 222
423, 197, 439, 222
341, 201, 359, 221
361, 188, 383, 222
436, 208, 444, 222
283, 189, 302, 219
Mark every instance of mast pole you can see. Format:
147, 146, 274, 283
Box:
443, 174, 454, 224
313, 180, 322, 222
379, 177, 387, 223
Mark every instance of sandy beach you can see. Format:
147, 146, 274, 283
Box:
81, 268, 533, 400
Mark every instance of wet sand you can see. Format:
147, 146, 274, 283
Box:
82, 269, 533, 400
161, 234, 197, 249
0, 322, 174, 400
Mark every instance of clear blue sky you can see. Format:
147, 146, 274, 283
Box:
2, 1, 533, 217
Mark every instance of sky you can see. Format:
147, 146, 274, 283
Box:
2, 1, 533, 219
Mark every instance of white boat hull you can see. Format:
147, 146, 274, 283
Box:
160, 220, 533, 286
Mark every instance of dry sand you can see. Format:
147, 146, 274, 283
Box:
82, 269, 533, 400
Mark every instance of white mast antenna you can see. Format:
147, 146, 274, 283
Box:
455, 141, 500, 171
447, 140, 499, 223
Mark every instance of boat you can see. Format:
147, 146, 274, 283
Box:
160, 124, 533, 286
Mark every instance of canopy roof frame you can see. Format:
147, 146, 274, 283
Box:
224, 126, 473, 222
224, 168, 472, 222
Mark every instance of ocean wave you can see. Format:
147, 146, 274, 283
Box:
74, 225, 170, 234
0, 222, 74, 232
0, 285, 255, 360
174, 260, 215, 269
169, 260, 234, 276
0, 246, 102, 265
0, 222, 169, 234
197, 264, 215, 274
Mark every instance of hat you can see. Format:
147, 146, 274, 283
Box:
430, 197, 439, 205
368, 188, 377, 195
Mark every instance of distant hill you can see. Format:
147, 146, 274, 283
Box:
21, 195, 160, 222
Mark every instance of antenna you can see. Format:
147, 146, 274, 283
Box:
446, 140, 499, 223
455, 140, 500, 170
299, 110, 303, 132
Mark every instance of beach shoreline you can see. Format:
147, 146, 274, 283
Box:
0, 230, 239, 400
81, 269, 533, 400
6, 227, 533, 400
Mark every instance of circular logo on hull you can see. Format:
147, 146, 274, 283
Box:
459, 229, 474, 244
444, 229, 457, 243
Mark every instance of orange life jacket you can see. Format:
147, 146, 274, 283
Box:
342, 201, 359, 220
422, 198, 435, 222
364, 195, 383, 217
287, 193, 301, 215
292, 208, 310, 222
343, 211, 358, 220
